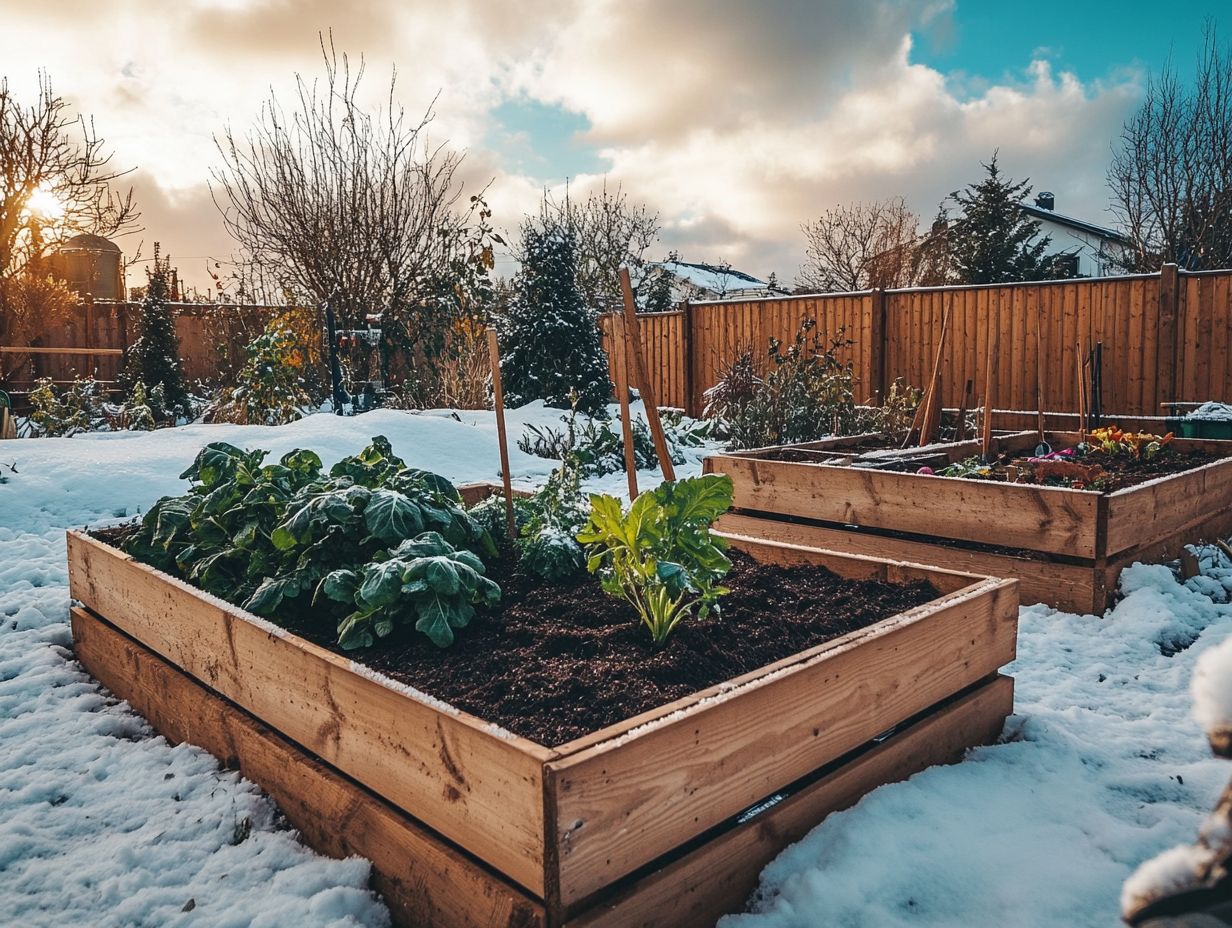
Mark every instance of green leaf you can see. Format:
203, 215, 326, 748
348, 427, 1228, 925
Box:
316, 569, 360, 605
338, 613, 374, 650
364, 489, 425, 543
357, 560, 404, 608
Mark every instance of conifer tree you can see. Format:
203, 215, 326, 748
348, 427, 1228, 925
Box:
946, 154, 1074, 284
500, 220, 613, 414
122, 245, 188, 419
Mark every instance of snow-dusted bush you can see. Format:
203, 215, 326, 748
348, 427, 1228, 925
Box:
499, 222, 612, 415
205, 324, 314, 426
714, 319, 860, 450
121, 255, 189, 421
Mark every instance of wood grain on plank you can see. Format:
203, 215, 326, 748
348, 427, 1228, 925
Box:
71, 607, 546, 928
66, 532, 551, 896
568, 675, 1014, 928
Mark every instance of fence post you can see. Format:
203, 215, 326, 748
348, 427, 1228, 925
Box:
681, 299, 697, 417
868, 289, 888, 404
1158, 263, 1180, 404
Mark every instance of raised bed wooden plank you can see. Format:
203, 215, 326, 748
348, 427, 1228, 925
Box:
66, 531, 552, 896
565, 674, 1013, 928
1104, 454, 1232, 556
716, 512, 1106, 614
545, 535, 1018, 906
708, 453, 1100, 558
70, 605, 546, 928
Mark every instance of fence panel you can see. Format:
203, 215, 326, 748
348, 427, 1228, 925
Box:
599, 268, 1232, 419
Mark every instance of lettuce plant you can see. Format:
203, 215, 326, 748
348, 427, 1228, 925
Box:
577, 474, 734, 645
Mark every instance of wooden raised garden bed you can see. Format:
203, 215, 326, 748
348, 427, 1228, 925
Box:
705, 430, 1232, 615
68, 503, 1017, 927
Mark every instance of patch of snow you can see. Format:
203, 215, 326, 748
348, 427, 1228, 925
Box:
1186, 402, 1232, 422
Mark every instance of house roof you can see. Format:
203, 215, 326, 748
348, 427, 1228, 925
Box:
1020, 204, 1130, 245
651, 260, 771, 293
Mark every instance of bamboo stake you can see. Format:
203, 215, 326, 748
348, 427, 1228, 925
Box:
955, 378, 974, 442
981, 320, 1000, 462
612, 312, 640, 500
485, 330, 516, 540
916, 303, 952, 447
1034, 312, 1047, 445
618, 267, 675, 481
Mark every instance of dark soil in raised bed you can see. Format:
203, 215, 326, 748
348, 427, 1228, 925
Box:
284, 549, 939, 747
989, 446, 1221, 493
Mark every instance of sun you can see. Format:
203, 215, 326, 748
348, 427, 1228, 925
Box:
25, 184, 66, 221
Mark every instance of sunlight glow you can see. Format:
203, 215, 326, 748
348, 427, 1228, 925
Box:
25, 185, 66, 220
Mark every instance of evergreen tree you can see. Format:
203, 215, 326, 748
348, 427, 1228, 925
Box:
642, 266, 674, 313
500, 221, 613, 414
122, 246, 188, 420
946, 154, 1074, 284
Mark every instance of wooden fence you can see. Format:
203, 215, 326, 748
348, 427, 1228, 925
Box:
0, 300, 284, 408
598, 265, 1232, 418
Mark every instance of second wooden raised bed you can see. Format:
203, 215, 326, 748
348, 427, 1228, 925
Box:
68, 509, 1017, 926
705, 430, 1232, 614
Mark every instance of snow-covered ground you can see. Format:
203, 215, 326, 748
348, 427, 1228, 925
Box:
3, 405, 1231, 926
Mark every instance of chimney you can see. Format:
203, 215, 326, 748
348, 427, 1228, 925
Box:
1035, 191, 1055, 211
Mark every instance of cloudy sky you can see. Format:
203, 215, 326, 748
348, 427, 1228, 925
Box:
0, 0, 1223, 292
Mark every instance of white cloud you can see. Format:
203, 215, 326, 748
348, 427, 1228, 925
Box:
0, 0, 1144, 288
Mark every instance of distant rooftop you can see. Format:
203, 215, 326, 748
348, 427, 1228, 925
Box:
58, 233, 122, 254
1020, 197, 1129, 245
651, 260, 771, 294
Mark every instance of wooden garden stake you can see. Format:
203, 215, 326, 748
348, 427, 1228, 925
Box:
981, 319, 999, 462
955, 378, 974, 442
916, 303, 952, 446
485, 329, 516, 540
612, 312, 640, 500
618, 267, 675, 481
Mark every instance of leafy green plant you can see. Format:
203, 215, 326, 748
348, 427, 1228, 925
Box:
123, 436, 494, 650
517, 400, 703, 478
577, 474, 734, 645
466, 457, 590, 582
318, 532, 500, 648
205, 324, 314, 426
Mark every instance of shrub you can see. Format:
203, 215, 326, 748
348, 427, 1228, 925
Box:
205, 324, 314, 425
499, 222, 613, 414
27, 377, 104, 436
578, 474, 734, 645
856, 378, 922, 443
121, 255, 189, 420
716, 320, 859, 450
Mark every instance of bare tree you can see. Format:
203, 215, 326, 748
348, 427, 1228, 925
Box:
1109, 23, 1232, 271
0, 71, 138, 386
0, 72, 139, 281
211, 37, 475, 349
797, 197, 921, 292
534, 180, 660, 311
